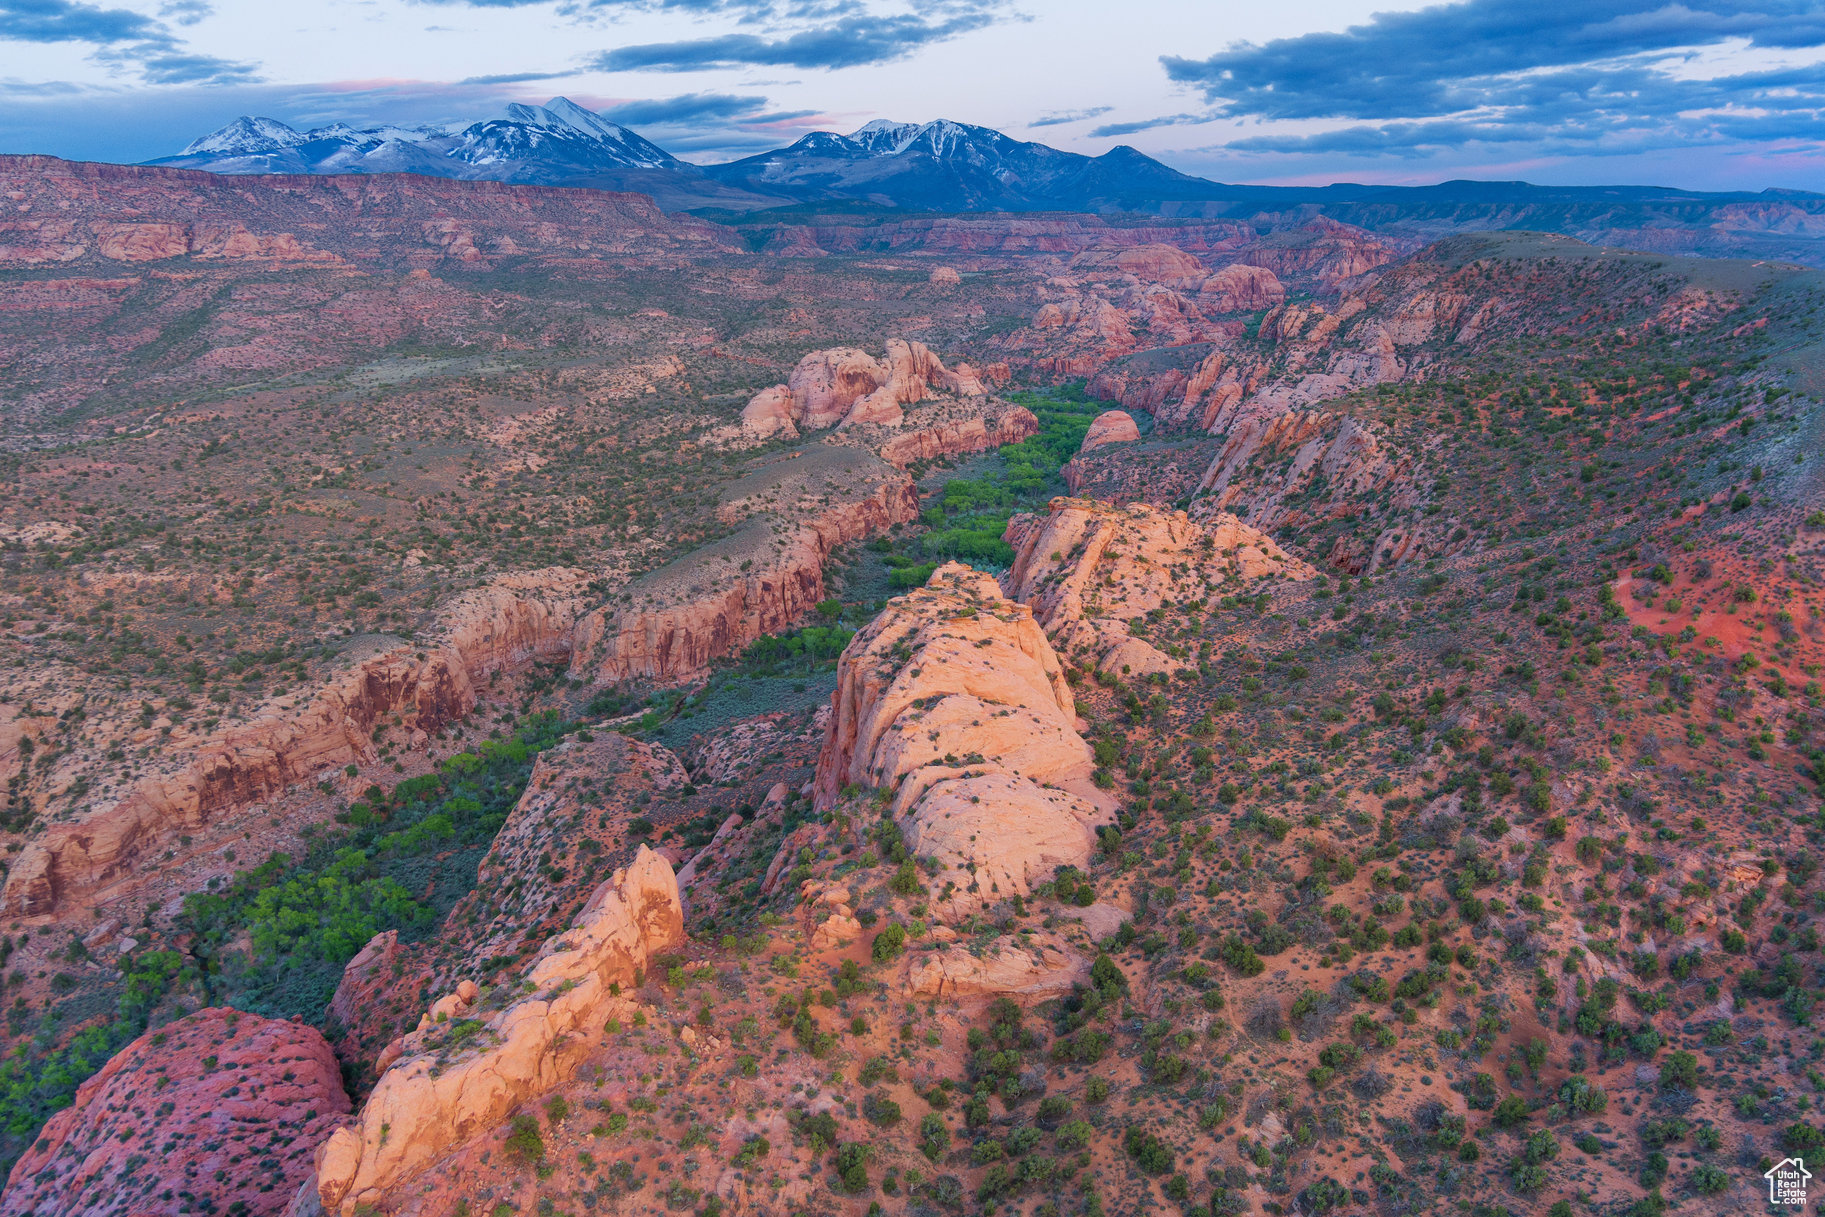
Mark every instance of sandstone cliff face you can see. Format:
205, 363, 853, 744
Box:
1002, 497, 1314, 676
1, 1007, 349, 1217
866, 399, 1038, 467
313, 847, 685, 1217
2, 573, 589, 918
739, 339, 992, 437
569, 448, 919, 685
812, 564, 1112, 912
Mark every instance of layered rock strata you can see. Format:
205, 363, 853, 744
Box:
312, 846, 685, 1216
2, 572, 589, 918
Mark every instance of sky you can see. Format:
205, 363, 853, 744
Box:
1, 0, 1823, 191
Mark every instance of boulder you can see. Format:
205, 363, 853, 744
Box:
908, 930, 1090, 1002
739, 383, 799, 439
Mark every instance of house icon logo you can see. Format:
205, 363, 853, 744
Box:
1766, 1157, 1811, 1206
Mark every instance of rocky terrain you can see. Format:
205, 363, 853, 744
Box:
0, 159, 1823, 1217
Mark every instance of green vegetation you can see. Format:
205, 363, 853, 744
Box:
183, 712, 572, 1016
0, 950, 192, 1172
914, 385, 1103, 569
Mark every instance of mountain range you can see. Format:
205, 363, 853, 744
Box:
151, 97, 1825, 263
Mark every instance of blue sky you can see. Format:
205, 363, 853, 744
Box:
1, 0, 1822, 190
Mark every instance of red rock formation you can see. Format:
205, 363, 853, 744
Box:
1070, 243, 1206, 282
0, 1007, 349, 1217
740, 338, 986, 435
1197, 263, 1286, 312
1077, 410, 1141, 454
2, 572, 589, 918
312, 847, 684, 1217
570, 448, 919, 685
1002, 497, 1314, 676
871, 400, 1038, 467
813, 564, 1113, 912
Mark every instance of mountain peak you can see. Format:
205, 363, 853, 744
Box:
180, 116, 307, 158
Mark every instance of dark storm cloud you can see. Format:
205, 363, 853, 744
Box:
591, 10, 999, 71
1159, 0, 1825, 160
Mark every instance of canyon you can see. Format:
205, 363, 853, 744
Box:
0, 157, 1820, 1217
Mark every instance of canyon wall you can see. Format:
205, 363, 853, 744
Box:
569, 448, 919, 685
2, 574, 589, 919
1, 1007, 350, 1217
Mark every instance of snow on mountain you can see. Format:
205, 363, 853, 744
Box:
158, 104, 1220, 213
158, 98, 678, 183
179, 117, 311, 158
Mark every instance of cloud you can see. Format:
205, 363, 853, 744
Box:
159, 0, 210, 25
138, 51, 260, 85
1157, 0, 1825, 162
1028, 105, 1111, 128
416, 0, 786, 12
592, 10, 999, 71
1089, 112, 1210, 138
0, 0, 162, 43
458, 69, 580, 84
1, 0, 257, 85
594, 90, 769, 124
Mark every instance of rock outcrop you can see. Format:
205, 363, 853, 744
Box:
312, 846, 685, 1217
1, 1007, 349, 1217
739, 339, 989, 436
2, 572, 589, 919
1197, 263, 1286, 312
326, 733, 691, 1077
1003, 497, 1315, 675
868, 399, 1038, 467
570, 447, 919, 685
813, 564, 1113, 912
908, 929, 1092, 1003
1077, 410, 1140, 455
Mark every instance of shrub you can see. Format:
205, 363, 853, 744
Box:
919, 1112, 951, 1162
505, 1114, 545, 1165
833, 1142, 870, 1192
1124, 1127, 1173, 1175
871, 923, 908, 963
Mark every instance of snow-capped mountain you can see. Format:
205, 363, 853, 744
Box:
701, 118, 1214, 212
153, 98, 683, 185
